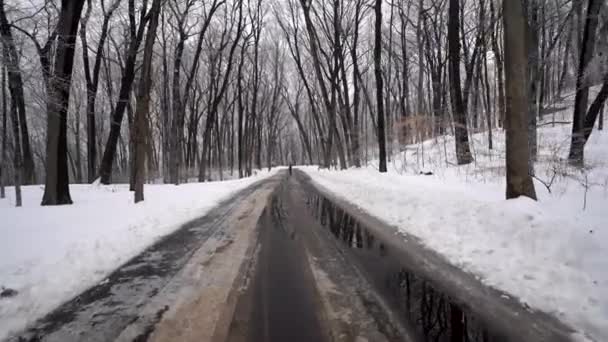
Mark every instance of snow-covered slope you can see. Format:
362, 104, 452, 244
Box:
0, 169, 277, 340
301, 114, 608, 341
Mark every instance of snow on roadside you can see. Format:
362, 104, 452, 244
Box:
299, 122, 608, 341
0, 169, 277, 340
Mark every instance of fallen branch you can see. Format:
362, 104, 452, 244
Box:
538, 121, 571, 127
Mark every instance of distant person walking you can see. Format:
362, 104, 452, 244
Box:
289, 164, 292, 176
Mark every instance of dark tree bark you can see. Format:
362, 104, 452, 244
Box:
568, 0, 602, 165
599, 105, 604, 130
1, 66, 6, 199
490, 0, 505, 128
6, 64, 21, 206
397, 2, 411, 147
448, 0, 473, 165
503, 0, 537, 200
350, 0, 364, 167
41, 0, 86, 205
0, 0, 35, 185
134, 0, 162, 203
525, 0, 539, 165
374, 0, 387, 173
237, 41, 247, 178
581, 75, 608, 141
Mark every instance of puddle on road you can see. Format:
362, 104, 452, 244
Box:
305, 193, 507, 342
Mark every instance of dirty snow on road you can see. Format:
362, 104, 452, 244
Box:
0, 169, 277, 340
300, 115, 608, 341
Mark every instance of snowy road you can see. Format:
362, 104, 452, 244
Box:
7, 171, 577, 342
9, 175, 279, 342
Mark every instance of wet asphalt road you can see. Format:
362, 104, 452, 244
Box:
230, 194, 328, 342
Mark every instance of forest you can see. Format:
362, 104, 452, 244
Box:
0, 0, 606, 205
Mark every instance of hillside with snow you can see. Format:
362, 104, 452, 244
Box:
301, 110, 608, 341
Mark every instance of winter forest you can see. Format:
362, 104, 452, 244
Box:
1, 0, 608, 341
0, 0, 604, 206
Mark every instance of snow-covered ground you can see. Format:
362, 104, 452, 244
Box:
0, 169, 277, 340
301, 113, 608, 341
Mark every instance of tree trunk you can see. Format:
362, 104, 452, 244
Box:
8, 68, 22, 207
503, 0, 537, 200
581, 75, 608, 142
134, 0, 161, 203
374, 0, 387, 173
448, 0, 473, 165
74, 104, 82, 183
98, 3, 147, 184
525, 0, 539, 166
599, 104, 604, 130
41, 0, 86, 205
568, 0, 602, 166
80, 0, 120, 183
237, 45, 246, 178
490, 0, 505, 128
1, 66, 6, 199
0, 1, 35, 185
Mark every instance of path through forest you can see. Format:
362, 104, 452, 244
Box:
8, 171, 574, 342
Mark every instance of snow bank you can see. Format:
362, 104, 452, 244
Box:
300, 116, 608, 341
0, 169, 277, 339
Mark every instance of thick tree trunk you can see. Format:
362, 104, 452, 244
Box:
41, 0, 86, 205
134, 0, 161, 203
448, 0, 473, 165
374, 0, 387, 173
168, 19, 189, 185
503, 0, 537, 200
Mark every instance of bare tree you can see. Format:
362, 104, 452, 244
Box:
134, 0, 162, 203
568, 0, 608, 165
375, 0, 387, 172
80, 0, 122, 183
41, 0, 87, 205
503, 0, 537, 200
448, 0, 473, 165
0, 0, 36, 184
568, 0, 602, 165
98, 0, 149, 184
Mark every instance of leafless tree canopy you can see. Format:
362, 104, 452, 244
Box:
1, 0, 607, 204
